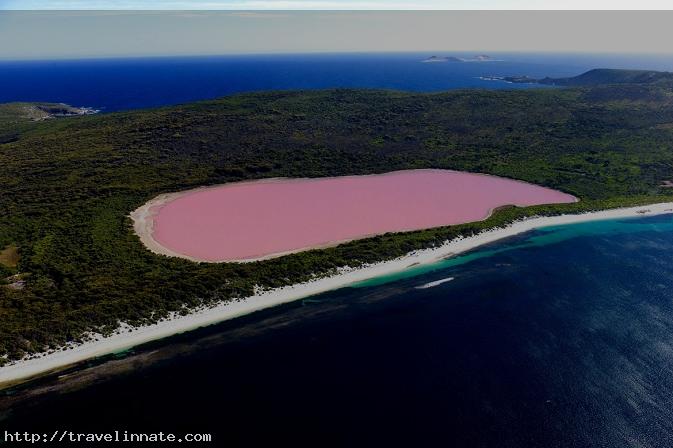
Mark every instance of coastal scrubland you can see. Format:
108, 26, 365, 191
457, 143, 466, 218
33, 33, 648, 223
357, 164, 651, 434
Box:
2, 78, 673, 363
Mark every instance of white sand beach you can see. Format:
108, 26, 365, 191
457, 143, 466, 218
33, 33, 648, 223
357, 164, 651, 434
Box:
1, 202, 672, 386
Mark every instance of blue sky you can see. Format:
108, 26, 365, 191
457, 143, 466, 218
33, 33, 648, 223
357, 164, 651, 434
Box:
2, 0, 672, 9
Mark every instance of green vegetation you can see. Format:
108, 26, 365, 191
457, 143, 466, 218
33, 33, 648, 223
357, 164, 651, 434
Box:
541, 68, 673, 86
506, 68, 673, 87
2, 79, 673, 364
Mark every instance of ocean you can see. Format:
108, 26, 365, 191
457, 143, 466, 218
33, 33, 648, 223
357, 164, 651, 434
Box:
2, 52, 673, 112
3, 214, 673, 447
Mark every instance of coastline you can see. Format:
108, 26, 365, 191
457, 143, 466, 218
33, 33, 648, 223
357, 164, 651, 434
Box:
2, 202, 672, 387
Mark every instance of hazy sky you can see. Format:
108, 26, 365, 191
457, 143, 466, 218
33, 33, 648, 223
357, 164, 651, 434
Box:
3, 0, 673, 9
2, 11, 673, 60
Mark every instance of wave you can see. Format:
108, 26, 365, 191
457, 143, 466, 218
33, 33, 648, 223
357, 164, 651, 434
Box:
415, 277, 454, 289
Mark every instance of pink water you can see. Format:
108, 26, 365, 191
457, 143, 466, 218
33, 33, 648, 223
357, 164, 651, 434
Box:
152, 170, 576, 261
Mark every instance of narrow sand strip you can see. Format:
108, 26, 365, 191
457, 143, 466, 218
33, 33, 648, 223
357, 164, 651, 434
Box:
2, 202, 672, 386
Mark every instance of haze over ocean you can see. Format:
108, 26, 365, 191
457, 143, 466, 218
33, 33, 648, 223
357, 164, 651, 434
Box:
2, 52, 673, 112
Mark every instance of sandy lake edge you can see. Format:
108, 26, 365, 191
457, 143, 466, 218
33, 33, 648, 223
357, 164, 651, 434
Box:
129, 169, 578, 263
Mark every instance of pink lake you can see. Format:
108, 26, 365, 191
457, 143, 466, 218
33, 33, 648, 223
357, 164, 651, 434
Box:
151, 170, 576, 262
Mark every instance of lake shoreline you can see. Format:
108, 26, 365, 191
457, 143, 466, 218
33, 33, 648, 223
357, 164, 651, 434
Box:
2, 202, 672, 388
130, 169, 577, 263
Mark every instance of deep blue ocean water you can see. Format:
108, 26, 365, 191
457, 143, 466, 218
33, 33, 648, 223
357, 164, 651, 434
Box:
3, 214, 673, 447
2, 52, 673, 112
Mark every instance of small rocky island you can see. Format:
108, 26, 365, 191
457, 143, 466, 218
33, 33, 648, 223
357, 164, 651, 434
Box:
422, 54, 499, 63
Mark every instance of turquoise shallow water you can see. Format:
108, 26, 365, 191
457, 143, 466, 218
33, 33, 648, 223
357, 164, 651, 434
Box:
354, 214, 673, 288
3, 213, 673, 448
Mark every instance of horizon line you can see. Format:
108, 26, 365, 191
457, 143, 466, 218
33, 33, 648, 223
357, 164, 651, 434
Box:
3, 49, 673, 63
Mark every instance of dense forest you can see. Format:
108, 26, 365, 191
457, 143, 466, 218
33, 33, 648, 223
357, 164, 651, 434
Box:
2, 77, 673, 364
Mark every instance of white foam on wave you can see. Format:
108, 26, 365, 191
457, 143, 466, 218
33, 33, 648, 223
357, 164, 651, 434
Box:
415, 277, 455, 289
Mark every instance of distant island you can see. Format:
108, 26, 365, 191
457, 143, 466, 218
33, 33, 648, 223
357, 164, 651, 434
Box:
422, 54, 500, 63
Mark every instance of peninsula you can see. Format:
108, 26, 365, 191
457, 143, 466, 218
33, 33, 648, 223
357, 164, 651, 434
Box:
497, 68, 673, 86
